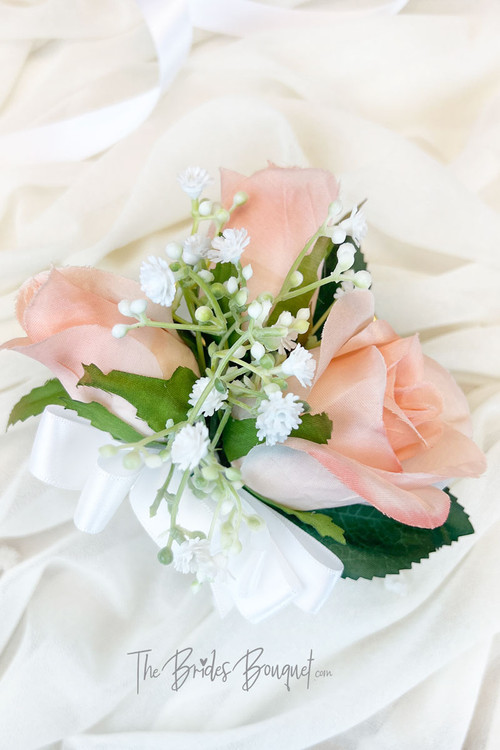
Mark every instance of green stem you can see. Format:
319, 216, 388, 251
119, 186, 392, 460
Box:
280, 272, 343, 302
311, 302, 334, 334
210, 407, 231, 448
189, 269, 226, 326
149, 463, 175, 517
167, 469, 191, 547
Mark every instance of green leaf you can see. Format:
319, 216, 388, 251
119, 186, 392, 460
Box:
8, 378, 67, 427
7, 377, 144, 443
57, 397, 143, 442
268, 236, 332, 325
271, 489, 473, 580
222, 411, 332, 462
292, 411, 332, 445
78, 364, 197, 432
245, 487, 346, 544
312, 239, 368, 336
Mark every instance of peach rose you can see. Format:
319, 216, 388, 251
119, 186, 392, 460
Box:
221, 165, 339, 299
241, 290, 486, 528
3, 267, 197, 425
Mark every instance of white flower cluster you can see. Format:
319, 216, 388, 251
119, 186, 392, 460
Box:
256, 391, 303, 446
172, 538, 226, 583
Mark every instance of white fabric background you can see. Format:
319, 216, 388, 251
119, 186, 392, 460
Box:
1, 1, 500, 748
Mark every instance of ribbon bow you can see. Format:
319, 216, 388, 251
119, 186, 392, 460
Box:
30, 405, 344, 622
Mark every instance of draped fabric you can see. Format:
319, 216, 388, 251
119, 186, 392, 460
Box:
1, 1, 500, 748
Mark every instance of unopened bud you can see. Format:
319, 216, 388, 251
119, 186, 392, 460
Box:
226, 276, 238, 295
118, 299, 132, 317
123, 450, 142, 470
259, 353, 275, 369
277, 311, 293, 327
251, 341, 266, 361
336, 243, 355, 271
293, 319, 309, 335
202, 464, 220, 482
144, 453, 162, 468
353, 270, 372, 289
130, 298, 148, 316
165, 241, 183, 260
198, 199, 212, 216
215, 208, 230, 224
247, 300, 263, 319
99, 444, 118, 458
112, 324, 128, 339
328, 199, 343, 219
296, 307, 310, 320
234, 289, 248, 307
195, 305, 213, 322
242, 264, 253, 280
232, 345, 246, 359
289, 270, 303, 288
232, 191, 248, 207
198, 269, 214, 283
157, 546, 173, 565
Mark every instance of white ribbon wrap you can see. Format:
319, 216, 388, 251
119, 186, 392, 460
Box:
29, 406, 344, 621
0, 0, 409, 165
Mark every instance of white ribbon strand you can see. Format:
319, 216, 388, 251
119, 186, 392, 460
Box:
0, 0, 409, 165
29, 407, 344, 620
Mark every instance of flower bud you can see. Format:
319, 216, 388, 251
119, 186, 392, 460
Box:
242, 264, 253, 280
215, 208, 230, 224
232, 345, 247, 359
232, 191, 248, 207
246, 514, 264, 531
234, 289, 248, 307
277, 311, 293, 327
210, 283, 226, 299
353, 270, 372, 289
328, 199, 343, 219
293, 319, 310, 335
226, 276, 238, 295
144, 453, 162, 468
112, 324, 128, 339
118, 299, 132, 317
225, 467, 242, 482
247, 300, 263, 319
296, 307, 311, 320
336, 243, 356, 271
289, 270, 303, 288
165, 241, 183, 260
195, 305, 213, 322
99, 444, 118, 458
130, 298, 148, 316
157, 546, 173, 565
202, 464, 220, 482
259, 353, 275, 369
330, 227, 347, 245
251, 341, 266, 361
230, 539, 242, 555
123, 450, 142, 470
198, 199, 212, 216
198, 269, 214, 283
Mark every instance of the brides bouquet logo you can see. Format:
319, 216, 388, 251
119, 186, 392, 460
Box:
3, 165, 486, 620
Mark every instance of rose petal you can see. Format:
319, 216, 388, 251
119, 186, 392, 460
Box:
221, 165, 338, 299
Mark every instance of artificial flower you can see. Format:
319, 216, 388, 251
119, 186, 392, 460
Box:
220, 164, 339, 298
2, 267, 197, 422
242, 290, 486, 528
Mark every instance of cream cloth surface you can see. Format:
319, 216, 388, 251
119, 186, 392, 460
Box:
1, 1, 500, 748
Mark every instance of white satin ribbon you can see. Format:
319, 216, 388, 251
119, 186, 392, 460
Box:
30, 406, 142, 533
0, 0, 409, 165
0, 0, 192, 165
29, 406, 344, 621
